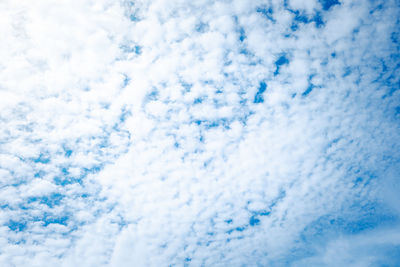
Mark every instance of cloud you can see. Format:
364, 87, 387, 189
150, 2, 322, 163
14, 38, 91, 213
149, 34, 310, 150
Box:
0, 0, 399, 266
292, 226, 400, 266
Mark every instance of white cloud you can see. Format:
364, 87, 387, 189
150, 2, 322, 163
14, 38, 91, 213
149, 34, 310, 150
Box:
288, 0, 319, 14
292, 226, 400, 267
0, 0, 399, 266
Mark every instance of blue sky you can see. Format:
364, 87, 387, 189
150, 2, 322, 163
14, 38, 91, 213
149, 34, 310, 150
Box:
0, 0, 399, 266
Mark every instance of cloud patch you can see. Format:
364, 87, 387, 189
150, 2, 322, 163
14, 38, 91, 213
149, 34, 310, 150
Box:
1, 0, 399, 266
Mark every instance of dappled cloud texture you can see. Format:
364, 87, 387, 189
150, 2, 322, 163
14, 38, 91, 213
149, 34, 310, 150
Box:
0, 0, 400, 266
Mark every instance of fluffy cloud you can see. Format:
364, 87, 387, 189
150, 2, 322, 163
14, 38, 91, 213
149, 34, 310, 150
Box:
0, 0, 399, 266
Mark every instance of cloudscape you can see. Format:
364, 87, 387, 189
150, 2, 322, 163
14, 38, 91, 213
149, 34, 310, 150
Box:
1, 0, 399, 266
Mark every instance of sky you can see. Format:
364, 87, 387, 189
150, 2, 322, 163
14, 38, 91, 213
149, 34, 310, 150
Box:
0, 0, 399, 266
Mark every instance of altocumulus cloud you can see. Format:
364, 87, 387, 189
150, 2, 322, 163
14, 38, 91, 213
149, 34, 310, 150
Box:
0, 0, 399, 266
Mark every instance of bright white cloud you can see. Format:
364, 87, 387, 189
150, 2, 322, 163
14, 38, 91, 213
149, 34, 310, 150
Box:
0, 0, 399, 266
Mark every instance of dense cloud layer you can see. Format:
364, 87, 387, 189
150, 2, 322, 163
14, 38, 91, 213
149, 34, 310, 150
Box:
1, 0, 399, 266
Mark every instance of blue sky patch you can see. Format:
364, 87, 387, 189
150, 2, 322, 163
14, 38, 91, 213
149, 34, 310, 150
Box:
254, 81, 267, 103
6, 220, 27, 232
34, 154, 50, 164
256, 6, 275, 22
320, 0, 340, 11
274, 55, 289, 75
249, 216, 260, 226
